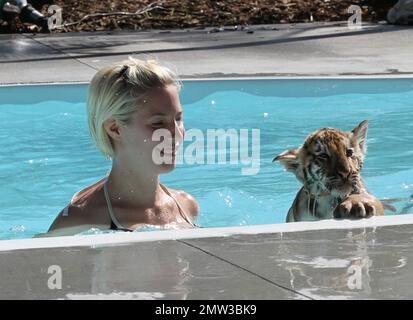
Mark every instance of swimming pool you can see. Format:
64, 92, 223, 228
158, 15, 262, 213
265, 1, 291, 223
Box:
1, 78, 413, 240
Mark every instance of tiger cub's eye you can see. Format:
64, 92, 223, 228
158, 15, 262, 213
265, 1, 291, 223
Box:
346, 148, 354, 157
317, 153, 329, 160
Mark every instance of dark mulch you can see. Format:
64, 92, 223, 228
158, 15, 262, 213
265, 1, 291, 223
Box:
0, 0, 398, 33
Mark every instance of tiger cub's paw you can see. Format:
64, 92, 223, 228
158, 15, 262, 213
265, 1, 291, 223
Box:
335, 194, 377, 219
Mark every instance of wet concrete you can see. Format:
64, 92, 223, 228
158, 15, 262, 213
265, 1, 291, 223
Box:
1, 221, 413, 299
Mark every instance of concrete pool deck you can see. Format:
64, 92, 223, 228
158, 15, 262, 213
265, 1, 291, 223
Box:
1, 216, 413, 299
1, 21, 413, 299
1, 21, 413, 84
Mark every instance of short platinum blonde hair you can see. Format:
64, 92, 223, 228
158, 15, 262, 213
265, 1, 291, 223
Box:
87, 57, 181, 159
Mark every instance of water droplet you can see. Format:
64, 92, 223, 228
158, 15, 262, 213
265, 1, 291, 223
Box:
211, 100, 216, 105
10, 225, 26, 232
263, 112, 269, 118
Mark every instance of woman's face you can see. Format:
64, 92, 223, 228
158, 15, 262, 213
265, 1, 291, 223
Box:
118, 84, 185, 174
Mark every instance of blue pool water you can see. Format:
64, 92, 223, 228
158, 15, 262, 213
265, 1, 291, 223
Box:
1, 79, 413, 240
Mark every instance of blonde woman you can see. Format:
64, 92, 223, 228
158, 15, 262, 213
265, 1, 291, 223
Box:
48, 58, 199, 236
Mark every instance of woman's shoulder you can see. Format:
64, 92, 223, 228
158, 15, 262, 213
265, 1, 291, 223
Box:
167, 187, 200, 219
48, 178, 109, 234
70, 177, 107, 206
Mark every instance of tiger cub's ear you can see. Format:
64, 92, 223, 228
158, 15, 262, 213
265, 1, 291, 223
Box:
351, 120, 369, 155
273, 148, 300, 173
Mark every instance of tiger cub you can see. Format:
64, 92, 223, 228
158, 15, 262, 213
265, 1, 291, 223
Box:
274, 120, 384, 222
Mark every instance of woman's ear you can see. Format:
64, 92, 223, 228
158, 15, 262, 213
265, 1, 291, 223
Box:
351, 120, 368, 155
103, 117, 122, 142
273, 148, 300, 173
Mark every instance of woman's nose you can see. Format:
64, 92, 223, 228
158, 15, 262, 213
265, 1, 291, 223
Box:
165, 121, 184, 147
172, 120, 184, 137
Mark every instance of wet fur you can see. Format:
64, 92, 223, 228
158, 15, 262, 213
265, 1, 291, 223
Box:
274, 120, 383, 222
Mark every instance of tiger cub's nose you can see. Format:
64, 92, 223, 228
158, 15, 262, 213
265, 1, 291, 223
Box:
337, 168, 351, 180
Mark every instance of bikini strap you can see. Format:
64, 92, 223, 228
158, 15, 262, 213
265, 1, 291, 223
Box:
103, 180, 134, 232
160, 184, 198, 227
104, 179, 197, 230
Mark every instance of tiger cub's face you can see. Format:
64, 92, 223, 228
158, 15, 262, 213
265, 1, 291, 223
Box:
274, 120, 369, 198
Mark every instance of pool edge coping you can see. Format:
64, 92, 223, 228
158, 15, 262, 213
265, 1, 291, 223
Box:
1, 214, 413, 252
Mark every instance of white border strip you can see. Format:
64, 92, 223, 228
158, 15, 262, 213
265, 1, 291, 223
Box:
1, 214, 413, 252
1, 75, 413, 87
180, 75, 413, 81
0, 81, 89, 87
